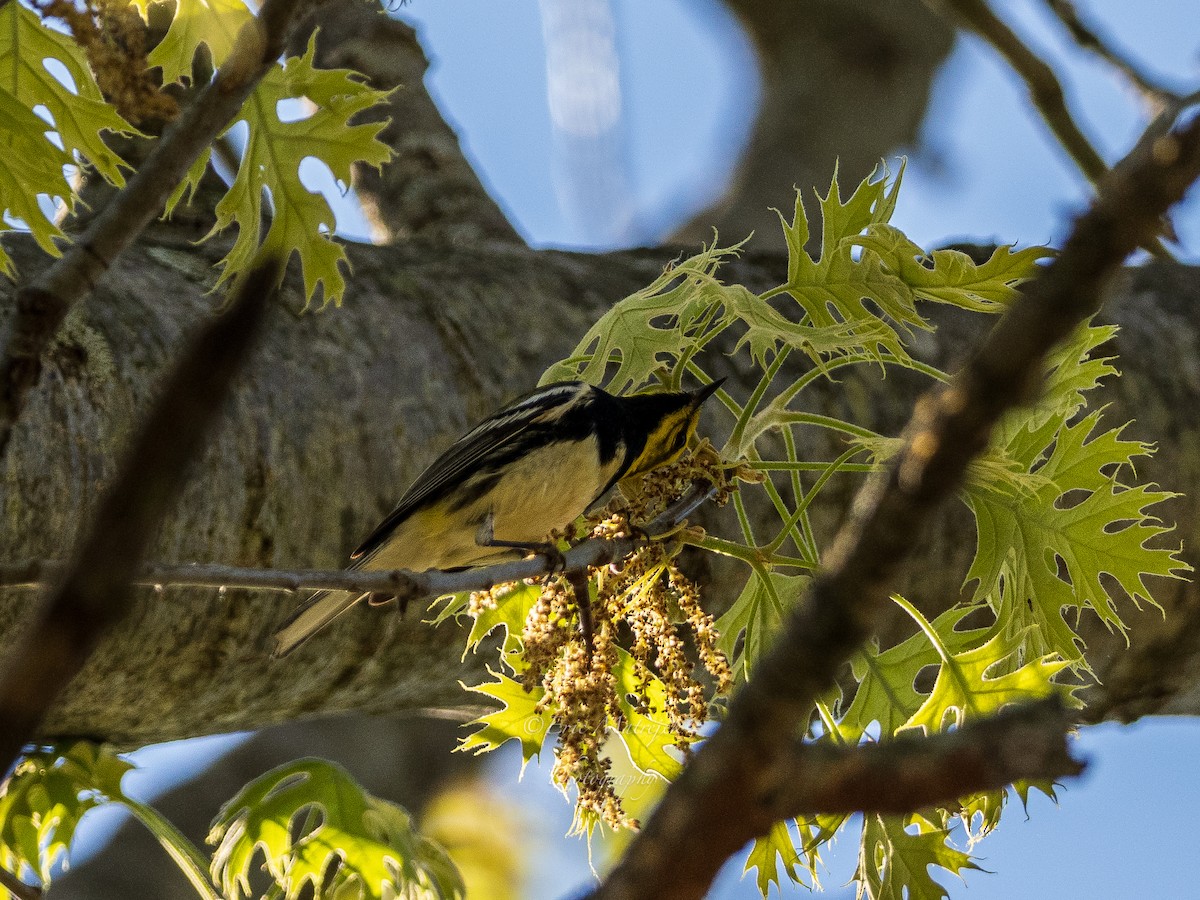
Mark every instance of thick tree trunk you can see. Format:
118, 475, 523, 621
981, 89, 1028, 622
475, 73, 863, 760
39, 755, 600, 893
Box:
1, 0, 1195, 751
2, 229, 1198, 745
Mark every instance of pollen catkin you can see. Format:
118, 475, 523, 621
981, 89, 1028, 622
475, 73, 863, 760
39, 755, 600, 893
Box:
511, 447, 735, 830
37, 0, 179, 124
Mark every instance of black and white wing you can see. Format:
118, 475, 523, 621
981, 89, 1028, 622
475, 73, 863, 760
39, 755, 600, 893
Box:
350, 382, 592, 560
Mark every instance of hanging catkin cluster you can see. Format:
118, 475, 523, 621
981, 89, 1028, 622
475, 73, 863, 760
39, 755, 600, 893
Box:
512, 446, 736, 829
37, 0, 179, 123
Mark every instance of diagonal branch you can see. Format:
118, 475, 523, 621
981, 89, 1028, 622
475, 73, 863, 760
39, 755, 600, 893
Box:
0, 0, 310, 459
590, 109, 1200, 900
1043, 0, 1183, 110
0, 261, 280, 776
934, 0, 1108, 186
0, 866, 41, 900
292, 0, 522, 244
774, 698, 1082, 819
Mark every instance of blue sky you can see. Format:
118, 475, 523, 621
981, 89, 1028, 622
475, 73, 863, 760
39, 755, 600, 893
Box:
77, 2, 1200, 897
390, 0, 1200, 257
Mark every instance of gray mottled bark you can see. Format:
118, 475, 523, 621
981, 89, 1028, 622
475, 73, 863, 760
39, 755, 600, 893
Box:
2, 230, 1198, 746
0, 0, 1194, 749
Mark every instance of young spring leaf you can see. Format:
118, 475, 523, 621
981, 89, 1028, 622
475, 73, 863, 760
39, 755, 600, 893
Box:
854, 224, 1051, 312
145, 0, 255, 85
0, 3, 138, 273
833, 605, 987, 742
459, 668, 553, 767
208, 758, 463, 900
539, 240, 746, 393
856, 813, 981, 900
965, 408, 1188, 666
714, 570, 807, 682
898, 611, 1069, 735
202, 34, 393, 306
0, 742, 133, 888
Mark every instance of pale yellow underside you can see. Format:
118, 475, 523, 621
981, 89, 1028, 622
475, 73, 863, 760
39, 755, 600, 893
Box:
360, 438, 621, 572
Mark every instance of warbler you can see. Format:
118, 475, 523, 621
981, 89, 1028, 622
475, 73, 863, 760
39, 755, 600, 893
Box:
272, 378, 723, 657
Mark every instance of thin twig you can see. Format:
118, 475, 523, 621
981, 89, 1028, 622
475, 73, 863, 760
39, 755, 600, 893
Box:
0, 261, 280, 776
0, 0, 310, 459
0, 866, 42, 900
0, 484, 718, 604
936, 0, 1108, 185
1044, 0, 1181, 111
591, 109, 1200, 900
774, 698, 1082, 818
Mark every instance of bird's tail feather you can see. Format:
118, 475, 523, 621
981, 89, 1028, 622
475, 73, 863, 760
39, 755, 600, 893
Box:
272, 590, 367, 658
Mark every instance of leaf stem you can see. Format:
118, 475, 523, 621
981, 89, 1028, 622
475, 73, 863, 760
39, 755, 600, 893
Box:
765, 446, 867, 557
121, 796, 222, 900
726, 347, 792, 456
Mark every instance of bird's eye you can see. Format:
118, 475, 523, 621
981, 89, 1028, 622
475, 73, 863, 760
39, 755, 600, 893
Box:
664, 425, 689, 459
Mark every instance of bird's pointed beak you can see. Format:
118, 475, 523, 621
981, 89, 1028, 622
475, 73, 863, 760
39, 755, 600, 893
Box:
689, 377, 726, 407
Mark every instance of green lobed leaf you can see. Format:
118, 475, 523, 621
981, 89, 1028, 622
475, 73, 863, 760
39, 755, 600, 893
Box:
164, 147, 213, 218
208, 758, 463, 900
610, 647, 684, 781
854, 224, 1051, 312
204, 33, 393, 306
744, 820, 814, 895
990, 322, 1119, 451
856, 814, 981, 900
463, 582, 541, 667
714, 570, 807, 682
958, 777, 1058, 843
0, 4, 139, 272
965, 409, 1189, 666
720, 282, 887, 373
148, 0, 255, 84
459, 669, 553, 767
0, 742, 134, 887
540, 241, 746, 393
0, 84, 71, 271
0, 3, 136, 183
897, 600, 1069, 735
833, 605, 987, 741
744, 814, 843, 896
778, 164, 928, 363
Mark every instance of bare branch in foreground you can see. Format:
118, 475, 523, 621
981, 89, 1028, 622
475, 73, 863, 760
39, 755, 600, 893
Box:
0, 866, 41, 900
774, 699, 1083, 819
0, 484, 717, 608
591, 111, 1200, 900
0, 0, 309, 459
0, 263, 279, 776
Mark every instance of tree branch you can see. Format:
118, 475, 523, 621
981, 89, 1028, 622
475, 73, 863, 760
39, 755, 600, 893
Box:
292, 0, 522, 244
0, 262, 279, 775
0, 483, 717, 604
0, 0, 310, 459
0, 866, 41, 900
774, 699, 1082, 819
1043, 0, 1183, 110
934, 0, 1108, 184
591, 108, 1200, 900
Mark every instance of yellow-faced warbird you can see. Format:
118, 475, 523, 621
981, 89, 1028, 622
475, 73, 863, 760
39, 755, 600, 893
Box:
272, 379, 723, 657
